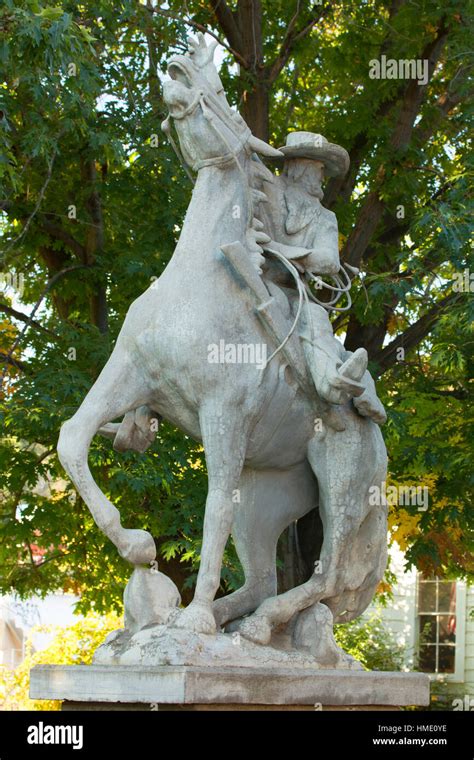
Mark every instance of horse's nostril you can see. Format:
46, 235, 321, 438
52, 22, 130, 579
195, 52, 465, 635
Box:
168, 63, 192, 88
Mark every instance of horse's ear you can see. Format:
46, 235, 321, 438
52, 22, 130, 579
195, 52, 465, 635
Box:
250, 159, 275, 184
248, 135, 284, 159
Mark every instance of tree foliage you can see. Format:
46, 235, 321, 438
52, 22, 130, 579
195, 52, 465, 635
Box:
334, 609, 405, 672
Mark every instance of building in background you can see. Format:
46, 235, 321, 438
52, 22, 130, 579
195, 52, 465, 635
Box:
371, 544, 473, 706
0, 599, 26, 669
0, 593, 80, 669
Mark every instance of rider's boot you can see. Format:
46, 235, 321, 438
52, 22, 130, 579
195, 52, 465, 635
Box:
302, 331, 368, 406
353, 370, 387, 425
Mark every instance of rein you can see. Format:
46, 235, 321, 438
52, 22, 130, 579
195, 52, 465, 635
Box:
262, 248, 313, 369
161, 115, 196, 186
162, 88, 254, 234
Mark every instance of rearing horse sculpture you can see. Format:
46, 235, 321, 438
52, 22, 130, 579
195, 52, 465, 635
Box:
58, 37, 387, 657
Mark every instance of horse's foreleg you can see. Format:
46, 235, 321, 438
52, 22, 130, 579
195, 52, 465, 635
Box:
57, 343, 156, 566
212, 537, 277, 628
213, 467, 279, 628
173, 406, 248, 634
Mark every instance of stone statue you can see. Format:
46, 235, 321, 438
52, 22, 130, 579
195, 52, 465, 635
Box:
57, 34, 388, 670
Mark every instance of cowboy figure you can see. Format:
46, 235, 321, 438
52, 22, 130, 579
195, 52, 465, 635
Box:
259, 131, 386, 425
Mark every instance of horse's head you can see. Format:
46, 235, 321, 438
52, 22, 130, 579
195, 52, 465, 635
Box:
162, 52, 283, 173
162, 54, 250, 171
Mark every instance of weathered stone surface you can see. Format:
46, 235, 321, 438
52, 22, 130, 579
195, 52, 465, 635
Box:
30, 664, 430, 707
123, 568, 181, 634
92, 624, 361, 669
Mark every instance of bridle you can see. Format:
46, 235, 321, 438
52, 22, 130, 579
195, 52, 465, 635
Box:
162, 86, 251, 174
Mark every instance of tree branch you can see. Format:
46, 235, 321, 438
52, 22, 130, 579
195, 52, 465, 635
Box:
151, 5, 247, 66
144, 0, 164, 113
40, 217, 86, 262
267, 2, 328, 84
389, 20, 449, 152
0, 265, 88, 387
0, 351, 27, 372
325, 11, 453, 210
414, 65, 471, 145
1, 142, 60, 262
324, 85, 417, 209
374, 292, 461, 374
341, 21, 449, 268
208, 0, 243, 56
83, 159, 108, 334
429, 388, 468, 400
0, 301, 57, 337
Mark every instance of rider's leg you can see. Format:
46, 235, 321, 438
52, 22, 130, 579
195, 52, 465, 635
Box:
303, 303, 386, 424
351, 367, 387, 424
301, 303, 367, 404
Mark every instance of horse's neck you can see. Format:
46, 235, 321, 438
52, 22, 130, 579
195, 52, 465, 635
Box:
168, 162, 249, 277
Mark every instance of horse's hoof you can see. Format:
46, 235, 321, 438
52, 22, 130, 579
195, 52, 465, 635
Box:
172, 601, 217, 635
118, 529, 156, 565
239, 614, 272, 645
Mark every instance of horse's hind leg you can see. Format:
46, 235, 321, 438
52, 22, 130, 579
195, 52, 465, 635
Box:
57, 340, 156, 566
212, 467, 279, 628
213, 462, 317, 627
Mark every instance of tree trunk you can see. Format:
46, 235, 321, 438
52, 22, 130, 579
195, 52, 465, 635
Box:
235, 0, 269, 141
83, 158, 109, 334
241, 81, 269, 142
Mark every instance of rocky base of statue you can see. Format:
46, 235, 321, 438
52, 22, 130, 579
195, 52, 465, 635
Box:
92, 620, 361, 670
92, 567, 361, 670
31, 561, 430, 711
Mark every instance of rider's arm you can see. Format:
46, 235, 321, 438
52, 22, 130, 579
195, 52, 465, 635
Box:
303, 207, 341, 276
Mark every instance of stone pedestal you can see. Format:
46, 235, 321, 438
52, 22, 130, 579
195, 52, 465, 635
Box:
30, 664, 430, 710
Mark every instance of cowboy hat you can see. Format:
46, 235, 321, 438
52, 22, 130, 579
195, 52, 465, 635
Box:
267, 131, 350, 177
